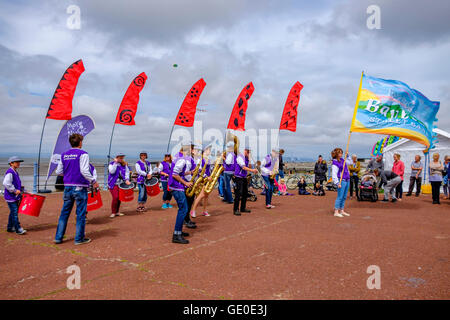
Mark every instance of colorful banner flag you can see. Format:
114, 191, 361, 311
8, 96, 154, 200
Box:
279, 81, 303, 132
174, 78, 206, 127
227, 82, 254, 131
47, 114, 95, 179
114, 72, 148, 125
47, 59, 85, 120
350, 73, 440, 151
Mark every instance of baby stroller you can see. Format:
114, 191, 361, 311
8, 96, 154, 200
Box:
359, 172, 378, 202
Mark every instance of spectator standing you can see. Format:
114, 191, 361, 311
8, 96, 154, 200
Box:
392, 153, 405, 201
348, 154, 361, 200
406, 155, 423, 197
429, 153, 444, 205
314, 155, 328, 185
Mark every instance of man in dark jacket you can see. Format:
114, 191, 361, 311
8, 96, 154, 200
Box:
314, 155, 328, 185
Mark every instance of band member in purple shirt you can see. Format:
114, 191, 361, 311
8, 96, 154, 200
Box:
233, 147, 258, 216
135, 151, 152, 212
169, 142, 193, 244
54, 134, 98, 245
108, 152, 131, 218
3, 156, 26, 235
158, 153, 173, 209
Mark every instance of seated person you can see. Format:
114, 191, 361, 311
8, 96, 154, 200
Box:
297, 177, 310, 195
361, 176, 374, 188
278, 179, 293, 196
313, 182, 325, 196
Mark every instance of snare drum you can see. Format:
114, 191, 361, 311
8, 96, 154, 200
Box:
18, 193, 46, 217
118, 182, 135, 202
144, 177, 161, 196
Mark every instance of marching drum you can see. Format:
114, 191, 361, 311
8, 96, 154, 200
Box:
18, 193, 46, 217
144, 176, 160, 196
118, 182, 135, 202
87, 188, 103, 212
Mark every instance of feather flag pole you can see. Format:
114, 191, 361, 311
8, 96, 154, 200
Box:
278, 81, 303, 150
37, 59, 85, 193
107, 72, 147, 164
224, 82, 255, 152
166, 78, 206, 153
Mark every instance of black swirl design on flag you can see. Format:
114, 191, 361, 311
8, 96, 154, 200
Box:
119, 109, 133, 123
133, 75, 145, 87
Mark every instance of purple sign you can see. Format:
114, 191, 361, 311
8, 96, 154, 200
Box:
46, 114, 95, 179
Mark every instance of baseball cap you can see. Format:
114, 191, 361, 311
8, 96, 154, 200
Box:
8, 156, 24, 164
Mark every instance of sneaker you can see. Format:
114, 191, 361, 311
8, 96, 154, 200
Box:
116, 213, 125, 216
190, 210, 196, 218
54, 239, 63, 244
334, 212, 344, 218
75, 238, 92, 245
161, 203, 168, 209
233, 210, 241, 216
202, 211, 210, 217
266, 205, 271, 209
16, 228, 27, 235
341, 211, 350, 216
382, 199, 389, 202
269, 205, 276, 208
109, 214, 116, 218
405, 193, 412, 197
391, 198, 397, 203
6, 228, 16, 233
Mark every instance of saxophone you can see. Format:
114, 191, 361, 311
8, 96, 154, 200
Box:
185, 161, 200, 197
204, 157, 224, 195
186, 158, 209, 197
270, 158, 279, 180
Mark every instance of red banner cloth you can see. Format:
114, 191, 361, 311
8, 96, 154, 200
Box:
174, 78, 207, 127
115, 72, 148, 125
279, 81, 303, 132
227, 82, 254, 131
47, 59, 85, 120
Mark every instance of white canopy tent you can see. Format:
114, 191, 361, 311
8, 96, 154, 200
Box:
383, 128, 450, 191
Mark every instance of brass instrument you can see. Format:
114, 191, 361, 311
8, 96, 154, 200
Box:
204, 157, 224, 195
233, 134, 239, 155
270, 158, 279, 180
186, 158, 209, 197
185, 160, 201, 197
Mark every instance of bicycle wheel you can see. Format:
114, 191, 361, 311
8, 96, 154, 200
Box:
286, 175, 299, 190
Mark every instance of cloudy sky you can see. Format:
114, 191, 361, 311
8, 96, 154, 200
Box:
0, 0, 449, 161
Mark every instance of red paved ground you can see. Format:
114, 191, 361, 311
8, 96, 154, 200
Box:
0, 190, 449, 300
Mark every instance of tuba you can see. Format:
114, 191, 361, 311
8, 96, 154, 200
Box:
204, 157, 224, 195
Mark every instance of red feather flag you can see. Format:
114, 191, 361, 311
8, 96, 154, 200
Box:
115, 72, 148, 126
279, 81, 303, 132
227, 82, 255, 131
46, 59, 85, 120
174, 78, 206, 127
